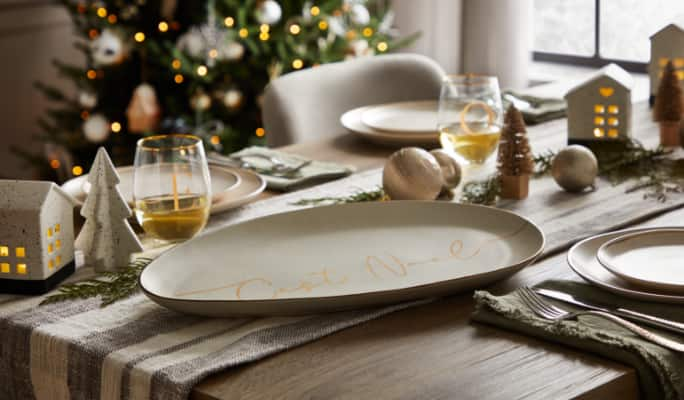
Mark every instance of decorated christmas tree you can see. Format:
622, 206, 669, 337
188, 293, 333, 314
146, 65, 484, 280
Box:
24, 0, 414, 181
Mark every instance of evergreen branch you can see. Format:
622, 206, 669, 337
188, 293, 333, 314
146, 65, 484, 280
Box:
291, 187, 387, 206
533, 149, 556, 176
40, 258, 153, 307
459, 175, 501, 205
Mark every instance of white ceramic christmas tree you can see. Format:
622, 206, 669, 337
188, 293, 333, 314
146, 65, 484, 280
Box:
75, 148, 143, 272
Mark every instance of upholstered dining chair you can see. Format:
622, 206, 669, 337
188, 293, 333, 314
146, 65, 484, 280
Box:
262, 54, 446, 147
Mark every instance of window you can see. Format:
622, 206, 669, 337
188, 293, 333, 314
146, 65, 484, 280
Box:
16, 264, 27, 275
55, 224, 61, 233
47, 228, 53, 238
15, 247, 25, 258
56, 239, 61, 249
0, 263, 9, 273
534, 0, 684, 71
0, 246, 7, 257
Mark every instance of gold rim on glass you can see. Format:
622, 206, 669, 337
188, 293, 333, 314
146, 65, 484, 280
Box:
137, 134, 202, 151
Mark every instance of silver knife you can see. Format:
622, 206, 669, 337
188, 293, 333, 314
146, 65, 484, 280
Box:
535, 288, 684, 336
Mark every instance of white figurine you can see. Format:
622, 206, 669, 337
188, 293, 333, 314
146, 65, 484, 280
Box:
75, 148, 143, 272
0, 180, 77, 294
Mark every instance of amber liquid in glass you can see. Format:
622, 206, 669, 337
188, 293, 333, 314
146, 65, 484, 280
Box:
135, 194, 209, 242
439, 123, 501, 164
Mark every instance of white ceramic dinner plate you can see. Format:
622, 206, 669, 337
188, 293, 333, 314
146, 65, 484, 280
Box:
597, 228, 684, 293
361, 100, 439, 134
61, 165, 265, 215
569, 227, 684, 303
341, 106, 439, 147
140, 202, 545, 316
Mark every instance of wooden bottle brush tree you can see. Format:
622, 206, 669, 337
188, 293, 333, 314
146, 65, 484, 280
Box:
654, 60, 683, 147
497, 105, 534, 199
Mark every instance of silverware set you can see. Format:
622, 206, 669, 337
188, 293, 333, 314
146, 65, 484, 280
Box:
207, 152, 311, 177
519, 287, 684, 352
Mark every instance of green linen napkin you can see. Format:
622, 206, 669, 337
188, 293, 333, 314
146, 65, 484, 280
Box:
472, 280, 684, 400
230, 146, 355, 191
503, 91, 566, 125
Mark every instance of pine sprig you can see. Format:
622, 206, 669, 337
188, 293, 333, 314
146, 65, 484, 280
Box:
291, 187, 387, 206
533, 149, 555, 176
41, 258, 153, 307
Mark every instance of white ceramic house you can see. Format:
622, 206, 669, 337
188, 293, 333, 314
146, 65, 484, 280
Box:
0, 180, 77, 294
649, 21, 684, 104
565, 63, 633, 144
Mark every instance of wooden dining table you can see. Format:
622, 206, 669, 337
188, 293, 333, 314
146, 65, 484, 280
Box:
188, 112, 666, 400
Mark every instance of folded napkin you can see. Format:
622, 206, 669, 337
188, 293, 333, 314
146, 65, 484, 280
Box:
473, 280, 684, 400
503, 91, 566, 125
230, 146, 355, 191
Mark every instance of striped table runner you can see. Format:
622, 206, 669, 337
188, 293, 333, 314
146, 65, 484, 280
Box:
3, 104, 683, 400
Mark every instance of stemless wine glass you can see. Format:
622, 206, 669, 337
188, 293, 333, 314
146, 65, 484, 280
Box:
133, 134, 211, 243
438, 74, 504, 165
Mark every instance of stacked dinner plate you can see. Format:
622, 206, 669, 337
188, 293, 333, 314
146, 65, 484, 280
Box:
341, 100, 441, 147
61, 164, 266, 215
570, 227, 684, 303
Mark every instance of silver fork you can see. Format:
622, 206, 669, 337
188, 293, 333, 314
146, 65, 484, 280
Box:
518, 287, 684, 352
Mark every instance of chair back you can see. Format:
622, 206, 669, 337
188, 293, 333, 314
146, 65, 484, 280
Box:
262, 54, 445, 147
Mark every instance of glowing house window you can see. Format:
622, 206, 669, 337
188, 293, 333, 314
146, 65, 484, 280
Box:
675, 58, 684, 68
608, 117, 619, 126
0, 246, 7, 257
48, 259, 54, 270
594, 116, 605, 125
16, 264, 27, 275
56, 255, 61, 266
47, 228, 53, 238
48, 244, 53, 254
594, 128, 605, 137
608, 129, 619, 138
608, 105, 619, 114
56, 240, 61, 249
55, 224, 61, 233
0, 263, 9, 273
15, 247, 25, 258
594, 105, 605, 113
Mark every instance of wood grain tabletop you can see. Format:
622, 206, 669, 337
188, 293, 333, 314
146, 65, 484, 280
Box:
189, 105, 668, 400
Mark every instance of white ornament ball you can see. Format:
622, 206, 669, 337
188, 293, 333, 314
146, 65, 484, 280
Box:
83, 114, 110, 143
218, 41, 244, 61
176, 28, 206, 58
223, 89, 243, 109
430, 149, 462, 189
551, 145, 599, 193
382, 147, 444, 200
190, 92, 212, 111
90, 29, 127, 66
350, 3, 370, 26
256, 0, 282, 25
78, 91, 97, 109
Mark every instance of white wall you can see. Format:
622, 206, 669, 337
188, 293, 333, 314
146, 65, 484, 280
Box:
0, 1, 81, 179
393, 0, 463, 74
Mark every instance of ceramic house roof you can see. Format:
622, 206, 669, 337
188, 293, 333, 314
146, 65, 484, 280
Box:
564, 63, 633, 99
650, 19, 684, 39
0, 180, 77, 211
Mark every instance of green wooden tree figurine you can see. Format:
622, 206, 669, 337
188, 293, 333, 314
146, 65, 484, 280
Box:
654, 60, 683, 146
497, 105, 534, 199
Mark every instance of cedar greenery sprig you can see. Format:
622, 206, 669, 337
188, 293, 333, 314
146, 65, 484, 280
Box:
41, 257, 153, 307
291, 187, 387, 206
459, 175, 501, 205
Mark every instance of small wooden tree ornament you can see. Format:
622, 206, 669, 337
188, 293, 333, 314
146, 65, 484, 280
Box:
497, 105, 534, 199
654, 60, 683, 147
75, 148, 143, 272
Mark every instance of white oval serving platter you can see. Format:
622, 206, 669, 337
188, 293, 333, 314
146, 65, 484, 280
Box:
597, 228, 684, 293
569, 227, 684, 303
341, 106, 439, 147
140, 201, 544, 316
361, 100, 439, 134
62, 165, 264, 215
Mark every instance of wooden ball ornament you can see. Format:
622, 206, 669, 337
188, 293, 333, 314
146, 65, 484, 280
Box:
551, 145, 598, 192
382, 147, 443, 200
429, 149, 462, 189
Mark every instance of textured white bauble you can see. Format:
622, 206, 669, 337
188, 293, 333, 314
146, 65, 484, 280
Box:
90, 29, 127, 66
78, 91, 97, 109
190, 92, 212, 111
83, 114, 110, 143
218, 41, 244, 61
176, 27, 206, 58
223, 89, 243, 109
382, 147, 444, 200
551, 145, 599, 192
430, 149, 462, 189
350, 3, 370, 25
256, 0, 282, 25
